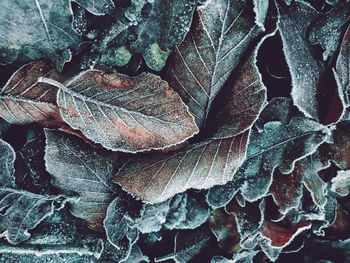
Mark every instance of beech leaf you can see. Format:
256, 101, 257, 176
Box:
115, 131, 249, 204
167, 0, 263, 126
41, 70, 199, 153
0, 61, 64, 127
44, 129, 119, 231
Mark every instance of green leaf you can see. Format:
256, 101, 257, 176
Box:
0, 0, 82, 71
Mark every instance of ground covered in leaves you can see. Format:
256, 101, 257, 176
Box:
0, 0, 350, 262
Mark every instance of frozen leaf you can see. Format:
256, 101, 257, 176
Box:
130, 0, 199, 52
211, 255, 234, 263
100, 46, 133, 67
238, 117, 327, 202
328, 123, 350, 169
0, 61, 65, 127
167, 0, 263, 127
309, 0, 350, 60
44, 129, 119, 231
231, 251, 259, 263
206, 179, 241, 209
121, 245, 150, 263
0, 0, 82, 70
261, 220, 311, 248
330, 170, 350, 196
41, 70, 199, 153
269, 166, 303, 216
277, 0, 324, 120
253, 0, 269, 30
163, 193, 188, 230
178, 193, 210, 229
155, 228, 212, 263
335, 23, 350, 106
209, 209, 241, 253
115, 131, 249, 203
0, 139, 70, 244
72, 0, 115, 15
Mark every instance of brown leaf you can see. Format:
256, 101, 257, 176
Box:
167, 0, 262, 127
41, 70, 199, 153
115, 132, 249, 203
0, 61, 64, 127
328, 124, 350, 170
261, 220, 311, 248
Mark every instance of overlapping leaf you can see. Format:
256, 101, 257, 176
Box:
0, 138, 69, 245
41, 70, 199, 153
44, 129, 119, 231
277, 0, 323, 120
0, 0, 82, 70
167, 0, 263, 126
72, 0, 115, 15
0, 61, 64, 127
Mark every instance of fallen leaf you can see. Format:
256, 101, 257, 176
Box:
41, 70, 199, 153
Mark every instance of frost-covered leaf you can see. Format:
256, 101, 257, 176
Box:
309, 0, 350, 61
0, 61, 65, 127
277, 0, 323, 120
143, 43, 170, 71
115, 131, 249, 203
330, 170, 350, 196
41, 70, 199, 153
167, 0, 263, 127
239, 117, 327, 202
261, 220, 311, 248
0, 138, 70, 244
209, 209, 241, 254
335, 22, 350, 106
44, 129, 119, 231
253, 0, 269, 30
0, 0, 82, 70
163, 193, 188, 230
130, 0, 199, 52
72, 0, 115, 15
328, 123, 350, 169
155, 228, 212, 263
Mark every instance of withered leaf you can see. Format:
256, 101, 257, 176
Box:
41, 70, 199, 153
0, 138, 70, 245
0, 61, 64, 127
115, 131, 249, 204
44, 129, 119, 231
167, 0, 263, 127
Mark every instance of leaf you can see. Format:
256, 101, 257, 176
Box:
167, 0, 263, 126
104, 194, 141, 251
143, 43, 171, 71
41, 70, 199, 153
277, 0, 323, 120
0, 0, 82, 70
335, 22, 350, 106
0, 138, 69, 245
154, 228, 212, 263
309, 0, 350, 61
253, 0, 269, 30
115, 131, 249, 203
330, 170, 350, 196
328, 123, 350, 169
72, 0, 115, 15
261, 220, 311, 248
130, 0, 199, 52
0, 61, 65, 127
44, 129, 119, 231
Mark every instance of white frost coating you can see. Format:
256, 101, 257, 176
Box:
331, 170, 350, 196
253, 0, 269, 30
